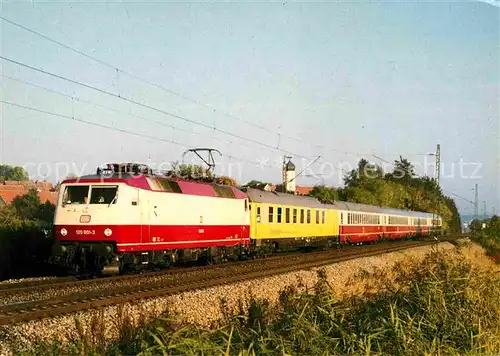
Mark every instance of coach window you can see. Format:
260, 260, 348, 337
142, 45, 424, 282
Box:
277, 207, 282, 223
322, 210, 326, 224
285, 208, 290, 223
316, 210, 320, 224
300, 209, 305, 224
257, 207, 261, 222
293, 209, 297, 223
307, 210, 311, 224
268, 207, 274, 223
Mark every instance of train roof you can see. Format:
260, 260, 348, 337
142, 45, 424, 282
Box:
246, 188, 437, 218
246, 188, 328, 209
329, 201, 435, 218
62, 174, 247, 199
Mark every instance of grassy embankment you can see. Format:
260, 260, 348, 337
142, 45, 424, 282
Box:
470, 216, 500, 264
20, 246, 500, 356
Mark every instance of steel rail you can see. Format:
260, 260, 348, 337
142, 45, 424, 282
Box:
0, 237, 457, 326
0, 234, 465, 296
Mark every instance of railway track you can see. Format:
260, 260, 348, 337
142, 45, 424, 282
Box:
0, 236, 458, 326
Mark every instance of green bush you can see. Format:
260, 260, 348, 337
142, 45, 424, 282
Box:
20, 250, 500, 355
0, 189, 55, 280
470, 216, 500, 263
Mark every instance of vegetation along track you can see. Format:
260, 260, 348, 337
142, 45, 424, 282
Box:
0, 236, 462, 326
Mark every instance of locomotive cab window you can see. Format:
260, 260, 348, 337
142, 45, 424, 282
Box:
90, 186, 118, 205
62, 185, 89, 205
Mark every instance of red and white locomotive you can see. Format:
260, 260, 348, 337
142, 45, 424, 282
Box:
53, 163, 250, 274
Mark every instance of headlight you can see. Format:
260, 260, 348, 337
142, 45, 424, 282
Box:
104, 228, 112, 237
60, 228, 68, 236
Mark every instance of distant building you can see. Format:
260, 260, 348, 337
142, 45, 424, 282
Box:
255, 183, 277, 192
283, 159, 296, 194
264, 183, 314, 196
295, 186, 314, 196
0, 181, 57, 205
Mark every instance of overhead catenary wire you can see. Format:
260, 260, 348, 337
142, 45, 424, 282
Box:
0, 55, 315, 161
0, 15, 384, 159
1, 16, 447, 161
0, 100, 188, 148
0, 99, 269, 168
0, 74, 265, 154
0, 18, 481, 200
1, 71, 477, 202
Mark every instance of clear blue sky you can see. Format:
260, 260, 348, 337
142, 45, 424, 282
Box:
0, 1, 498, 215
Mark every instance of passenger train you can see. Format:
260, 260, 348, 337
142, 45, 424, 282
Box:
52, 163, 443, 274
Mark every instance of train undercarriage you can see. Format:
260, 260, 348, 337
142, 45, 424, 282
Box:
52, 229, 443, 276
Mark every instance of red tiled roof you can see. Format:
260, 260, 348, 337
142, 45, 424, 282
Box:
295, 186, 314, 196
0, 184, 57, 205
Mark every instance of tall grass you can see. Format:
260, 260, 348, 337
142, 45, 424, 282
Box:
470, 216, 500, 263
16, 250, 500, 355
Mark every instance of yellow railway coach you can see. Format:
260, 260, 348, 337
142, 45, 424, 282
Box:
246, 188, 339, 248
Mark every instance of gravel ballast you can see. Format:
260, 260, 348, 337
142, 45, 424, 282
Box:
1, 241, 489, 354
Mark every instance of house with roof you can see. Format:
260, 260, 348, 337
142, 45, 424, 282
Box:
0, 181, 57, 206
267, 184, 315, 196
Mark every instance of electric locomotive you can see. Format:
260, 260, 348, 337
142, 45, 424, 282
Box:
52, 163, 250, 275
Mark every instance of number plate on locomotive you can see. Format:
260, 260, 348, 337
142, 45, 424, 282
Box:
75, 229, 96, 235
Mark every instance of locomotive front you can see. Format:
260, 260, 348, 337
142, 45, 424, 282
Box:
52, 176, 138, 274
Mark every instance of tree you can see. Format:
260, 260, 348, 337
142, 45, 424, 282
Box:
7, 189, 55, 225
11, 189, 42, 221
340, 186, 379, 206
344, 159, 383, 187
243, 180, 268, 189
165, 162, 214, 181
386, 156, 415, 184
308, 186, 338, 204
469, 219, 483, 232
0, 165, 29, 182
216, 176, 237, 186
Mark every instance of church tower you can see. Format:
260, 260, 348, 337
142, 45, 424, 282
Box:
283, 157, 296, 194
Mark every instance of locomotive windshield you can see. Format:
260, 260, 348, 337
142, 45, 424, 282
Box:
62, 185, 89, 205
89, 186, 118, 204
62, 185, 118, 205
